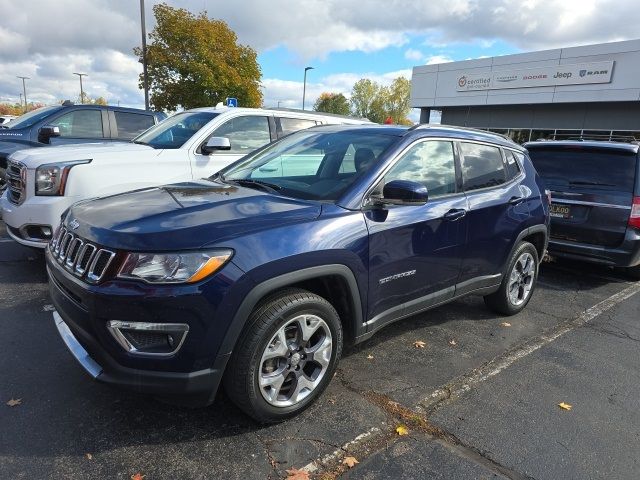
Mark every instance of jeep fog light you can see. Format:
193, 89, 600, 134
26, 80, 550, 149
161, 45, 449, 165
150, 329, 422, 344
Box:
107, 321, 189, 356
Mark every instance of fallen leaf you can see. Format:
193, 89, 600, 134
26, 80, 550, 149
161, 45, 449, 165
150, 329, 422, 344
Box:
500, 322, 512, 327
131, 474, 145, 480
285, 468, 310, 480
413, 340, 426, 348
367, 354, 374, 359
396, 424, 409, 436
6, 398, 21, 407
449, 339, 457, 346
558, 402, 573, 411
85, 453, 93, 460
342, 456, 359, 468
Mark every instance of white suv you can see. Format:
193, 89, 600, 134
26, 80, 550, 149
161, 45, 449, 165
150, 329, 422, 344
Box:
1, 107, 369, 248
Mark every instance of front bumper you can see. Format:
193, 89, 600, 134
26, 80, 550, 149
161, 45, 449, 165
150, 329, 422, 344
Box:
1, 193, 73, 248
548, 227, 640, 268
47, 248, 240, 406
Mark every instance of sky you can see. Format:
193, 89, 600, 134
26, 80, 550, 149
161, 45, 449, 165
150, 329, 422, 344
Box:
0, 0, 638, 118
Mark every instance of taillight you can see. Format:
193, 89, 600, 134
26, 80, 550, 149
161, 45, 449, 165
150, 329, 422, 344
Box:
630, 197, 640, 229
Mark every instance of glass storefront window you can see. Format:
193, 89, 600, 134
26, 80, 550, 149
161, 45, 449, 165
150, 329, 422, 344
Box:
508, 129, 531, 144
529, 130, 555, 141
553, 130, 582, 140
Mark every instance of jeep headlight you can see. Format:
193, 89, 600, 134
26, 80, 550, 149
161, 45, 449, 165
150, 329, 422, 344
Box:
117, 250, 233, 284
36, 159, 91, 196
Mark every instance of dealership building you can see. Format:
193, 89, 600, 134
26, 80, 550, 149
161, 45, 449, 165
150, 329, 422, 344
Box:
410, 39, 640, 143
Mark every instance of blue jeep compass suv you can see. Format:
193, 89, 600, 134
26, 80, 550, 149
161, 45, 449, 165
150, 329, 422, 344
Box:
47, 124, 549, 422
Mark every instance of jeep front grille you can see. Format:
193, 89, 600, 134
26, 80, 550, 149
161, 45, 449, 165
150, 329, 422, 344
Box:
49, 226, 116, 283
6, 160, 26, 205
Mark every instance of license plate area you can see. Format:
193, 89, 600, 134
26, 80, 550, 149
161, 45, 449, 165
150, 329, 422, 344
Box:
550, 203, 571, 219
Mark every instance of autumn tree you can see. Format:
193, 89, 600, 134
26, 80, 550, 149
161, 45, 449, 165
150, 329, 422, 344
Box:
76, 93, 108, 105
350, 79, 385, 122
313, 92, 350, 115
384, 77, 412, 125
349, 77, 412, 124
135, 3, 262, 111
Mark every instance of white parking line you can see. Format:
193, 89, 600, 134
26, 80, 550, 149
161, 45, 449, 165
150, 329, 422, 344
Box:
422, 282, 640, 408
300, 282, 640, 475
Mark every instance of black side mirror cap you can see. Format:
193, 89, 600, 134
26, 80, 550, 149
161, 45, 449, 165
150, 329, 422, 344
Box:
373, 179, 429, 206
38, 125, 61, 144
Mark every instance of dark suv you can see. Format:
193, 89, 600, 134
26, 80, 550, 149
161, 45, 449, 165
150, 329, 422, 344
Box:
0, 102, 165, 191
526, 141, 640, 278
47, 125, 549, 422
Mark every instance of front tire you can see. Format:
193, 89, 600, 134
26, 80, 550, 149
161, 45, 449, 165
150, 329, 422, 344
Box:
484, 241, 539, 315
223, 288, 343, 423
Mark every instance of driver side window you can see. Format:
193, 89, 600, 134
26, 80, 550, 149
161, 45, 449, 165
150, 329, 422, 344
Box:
384, 140, 457, 197
49, 109, 104, 138
210, 116, 271, 154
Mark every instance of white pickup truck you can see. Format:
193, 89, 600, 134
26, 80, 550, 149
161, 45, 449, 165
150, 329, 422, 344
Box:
1, 106, 369, 248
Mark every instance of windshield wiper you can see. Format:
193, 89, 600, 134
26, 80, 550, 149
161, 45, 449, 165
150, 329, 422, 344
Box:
132, 140, 148, 146
569, 180, 616, 187
227, 178, 282, 194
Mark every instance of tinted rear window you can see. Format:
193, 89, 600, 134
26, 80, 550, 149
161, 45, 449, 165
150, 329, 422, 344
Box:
528, 147, 637, 192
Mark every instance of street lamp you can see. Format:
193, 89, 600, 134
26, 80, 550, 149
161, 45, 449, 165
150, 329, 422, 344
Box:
73, 72, 88, 103
140, 0, 150, 110
16, 76, 29, 113
302, 66, 314, 110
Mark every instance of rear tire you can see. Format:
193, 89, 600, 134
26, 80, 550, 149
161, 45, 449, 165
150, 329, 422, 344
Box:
223, 288, 343, 423
484, 241, 539, 315
0, 167, 6, 194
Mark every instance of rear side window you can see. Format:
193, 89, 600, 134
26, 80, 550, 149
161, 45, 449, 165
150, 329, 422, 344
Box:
49, 109, 103, 138
460, 142, 506, 191
505, 150, 523, 180
115, 112, 155, 139
527, 147, 637, 192
277, 117, 318, 136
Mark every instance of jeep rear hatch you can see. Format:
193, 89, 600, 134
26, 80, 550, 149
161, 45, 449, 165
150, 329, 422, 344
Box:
527, 145, 637, 247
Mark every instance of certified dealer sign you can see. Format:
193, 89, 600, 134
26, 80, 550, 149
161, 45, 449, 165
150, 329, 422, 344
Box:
456, 61, 614, 91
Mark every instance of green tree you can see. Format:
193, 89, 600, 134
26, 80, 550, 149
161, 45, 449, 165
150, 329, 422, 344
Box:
384, 77, 412, 124
350, 79, 385, 122
313, 92, 350, 115
76, 93, 108, 105
134, 3, 262, 111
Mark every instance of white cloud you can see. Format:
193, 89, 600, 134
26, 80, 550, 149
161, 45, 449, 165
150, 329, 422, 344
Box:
425, 55, 453, 65
404, 48, 424, 61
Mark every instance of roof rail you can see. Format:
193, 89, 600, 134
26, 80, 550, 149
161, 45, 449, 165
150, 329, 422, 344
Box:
410, 123, 515, 143
269, 107, 369, 122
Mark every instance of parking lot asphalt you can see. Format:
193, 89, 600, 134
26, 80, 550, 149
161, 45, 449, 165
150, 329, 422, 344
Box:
1, 220, 639, 480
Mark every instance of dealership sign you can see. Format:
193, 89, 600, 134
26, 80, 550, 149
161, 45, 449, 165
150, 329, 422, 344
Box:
456, 61, 614, 91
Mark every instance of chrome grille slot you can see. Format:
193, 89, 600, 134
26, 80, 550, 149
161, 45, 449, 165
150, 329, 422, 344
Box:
65, 238, 84, 269
48, 223, 116, 284
87, 250, 116, 283
58, 232, 74, 260
6, 160, 26, 205
75, 244, 96, 275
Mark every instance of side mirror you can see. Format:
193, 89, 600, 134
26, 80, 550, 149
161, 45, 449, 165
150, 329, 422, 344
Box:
372, 180, 429, 206
201, 136, 231, 155
38, 125, 61, 144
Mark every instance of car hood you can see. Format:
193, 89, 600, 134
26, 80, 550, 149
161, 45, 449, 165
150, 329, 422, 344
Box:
66, 180, 322, 251
8, 142, 156, 167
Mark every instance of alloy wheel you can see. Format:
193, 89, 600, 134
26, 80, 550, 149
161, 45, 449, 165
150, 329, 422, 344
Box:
507, 252, 535, 306
258, 314, 332, 407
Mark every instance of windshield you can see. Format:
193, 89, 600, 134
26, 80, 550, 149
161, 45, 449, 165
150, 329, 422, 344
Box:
219, 129, 398, 201
4, 106, 62, 129
133, 111, 219, 149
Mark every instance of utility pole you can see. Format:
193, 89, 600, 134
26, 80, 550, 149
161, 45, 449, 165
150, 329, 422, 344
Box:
16, 76, 29, 113
73, 73, 88, 103
140, 0, 150, 110
19, 93, 23, 109
302, 66, 314, 110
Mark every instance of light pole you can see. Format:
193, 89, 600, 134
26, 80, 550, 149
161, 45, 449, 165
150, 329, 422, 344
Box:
302, 66, 314, 110
140, 0, 150, 110
19, 93, 23, 109
73, 72, 88, 103
17, 76, 29, 113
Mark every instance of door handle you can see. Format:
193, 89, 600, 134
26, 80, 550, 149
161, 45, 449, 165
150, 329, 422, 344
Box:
509, 196, 524, 205
443, 208, 466, 221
